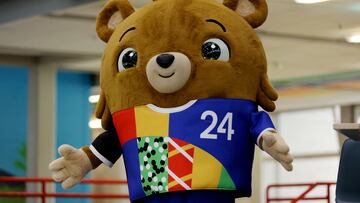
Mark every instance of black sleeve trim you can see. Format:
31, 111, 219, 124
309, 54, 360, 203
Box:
91, 131, 122, 166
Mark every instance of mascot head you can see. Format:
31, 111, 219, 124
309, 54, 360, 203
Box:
95, 0, 278, 129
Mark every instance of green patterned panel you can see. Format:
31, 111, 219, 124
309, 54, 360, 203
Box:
138, 136, 169, 195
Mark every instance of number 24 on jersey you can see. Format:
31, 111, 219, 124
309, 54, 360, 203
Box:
200, 111, 235, 141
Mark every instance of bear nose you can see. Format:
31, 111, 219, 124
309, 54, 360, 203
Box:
156, 54, 175, 69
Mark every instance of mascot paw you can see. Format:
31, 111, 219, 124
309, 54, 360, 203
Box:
261, 131, 294, 171
48, 144, 92, 189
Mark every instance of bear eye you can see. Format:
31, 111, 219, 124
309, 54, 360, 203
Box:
117, 48, 138, 71
201, 38, 230, 61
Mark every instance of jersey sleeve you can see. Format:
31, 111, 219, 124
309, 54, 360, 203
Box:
89, 131, 122, 167
250, 111, 276, 146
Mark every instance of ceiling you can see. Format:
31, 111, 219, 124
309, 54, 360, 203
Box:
0, 0, 359, 81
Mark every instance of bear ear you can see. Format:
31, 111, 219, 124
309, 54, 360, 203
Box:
96, 0, 135, 42
223, 0, 268, 28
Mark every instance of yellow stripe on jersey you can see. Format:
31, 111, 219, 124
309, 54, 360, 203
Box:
191, 147, 222, 189
168, 174, 192, 188
134, 106, 169, 137
168, 144, 193, 158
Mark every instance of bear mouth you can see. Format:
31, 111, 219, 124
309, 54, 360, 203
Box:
158, 72, 175, 78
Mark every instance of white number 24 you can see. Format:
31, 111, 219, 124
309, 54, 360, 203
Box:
200, 111, 235, 141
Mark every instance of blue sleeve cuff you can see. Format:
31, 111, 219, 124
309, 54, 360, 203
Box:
250, 111, 276, 146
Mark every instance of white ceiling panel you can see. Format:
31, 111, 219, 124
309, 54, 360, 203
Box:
263, 0, 360, 39
264, 36, 360, 80
0, 0, 359, 80
0, 16, 105, 56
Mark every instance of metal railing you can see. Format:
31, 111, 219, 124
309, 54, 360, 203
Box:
266, 182, 336, 203
0, 176, 128, 203
1, 177, 337, 203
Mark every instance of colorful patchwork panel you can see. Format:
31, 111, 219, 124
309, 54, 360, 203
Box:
168, 138, 194, 191
138, 136, 169, 195
136, 136, 235, 195
111, 98, 272, 201
166, 138, 235, 191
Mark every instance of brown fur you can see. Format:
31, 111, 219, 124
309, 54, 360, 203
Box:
81, 146, 102, 169
96, 0, 135, 42
223, 0, 268, 28
95, 0, 277, 130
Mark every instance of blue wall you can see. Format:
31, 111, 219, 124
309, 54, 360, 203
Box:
56, 70, 92, 149
56, 70, 92, 203
0, 66, 28, 177
0, 67, 93, 202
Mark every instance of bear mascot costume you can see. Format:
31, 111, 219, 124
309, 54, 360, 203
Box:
49, 0, 293, 202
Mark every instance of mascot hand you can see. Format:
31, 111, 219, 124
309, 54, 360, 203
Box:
261, 131, 293, 171
49, 144, 92, 189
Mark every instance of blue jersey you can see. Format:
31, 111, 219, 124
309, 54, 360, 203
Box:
101, 98, 274, 202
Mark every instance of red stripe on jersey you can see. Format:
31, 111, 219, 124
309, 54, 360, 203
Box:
170, 150, 193, 178
113, 108, 137, 146
168, 138, 194, 192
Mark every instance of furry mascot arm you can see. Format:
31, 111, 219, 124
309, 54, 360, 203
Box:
222, 0, 294, 172
260, 131, 293, 171
48, 145, 94, 189
49, 131, 120, 189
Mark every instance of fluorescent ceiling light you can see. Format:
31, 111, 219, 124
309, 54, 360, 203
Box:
346, 34, 360, 43
89, 119, 102, 129
89, 95, 100, 103
295, 0, 330, 4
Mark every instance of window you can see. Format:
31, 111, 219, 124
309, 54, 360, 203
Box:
261, 107, 340, 203
355, 106, 360, 123
277, 108, 339, 155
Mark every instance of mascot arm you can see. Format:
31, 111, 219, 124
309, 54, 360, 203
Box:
251, 111, 293, 172
259, 131, 294, 172
48, 145, 93, 189
87, 130, 122, 168
49, 131, 122, 189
